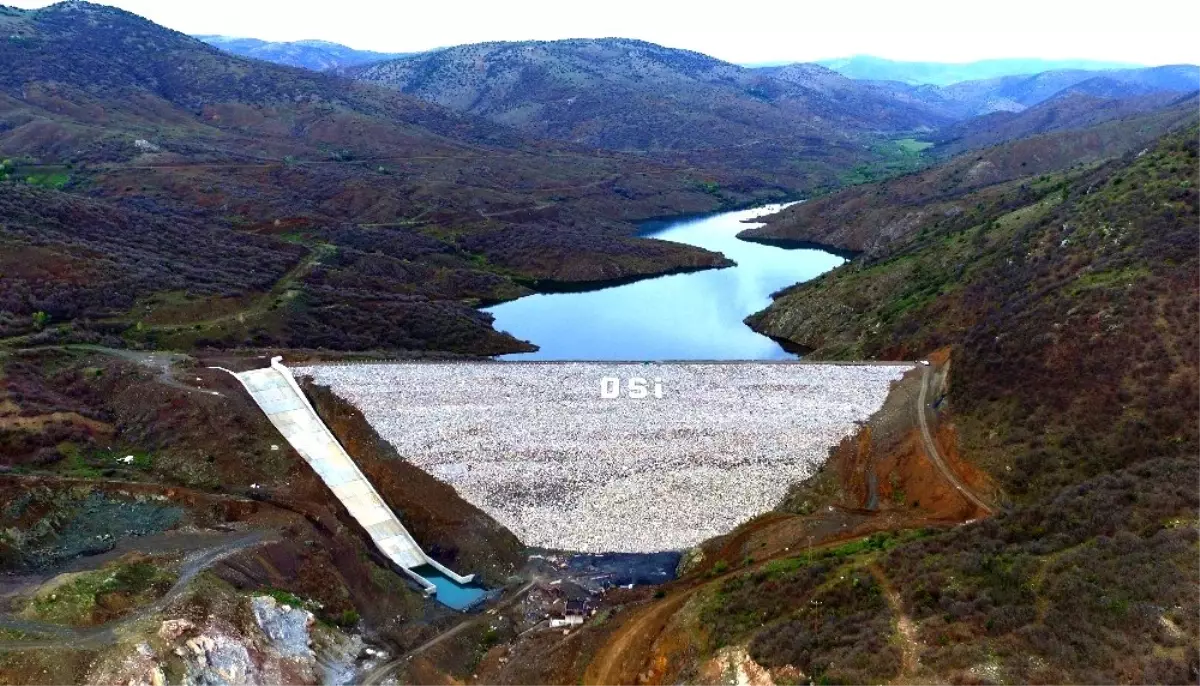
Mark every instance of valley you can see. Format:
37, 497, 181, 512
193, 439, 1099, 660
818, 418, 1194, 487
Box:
0, 1, 1197, 684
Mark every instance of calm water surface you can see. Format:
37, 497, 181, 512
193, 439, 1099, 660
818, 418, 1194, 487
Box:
486, 203, 845, 360
412, 565, 489, 611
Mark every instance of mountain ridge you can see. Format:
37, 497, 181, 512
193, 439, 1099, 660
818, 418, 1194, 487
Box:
345, 37, 950, 139
343, 37, 957, 186
195, 34, 417, 71
739, 97, 1200, 255
855, 64, 1200, 119
817, 55, 1146, 85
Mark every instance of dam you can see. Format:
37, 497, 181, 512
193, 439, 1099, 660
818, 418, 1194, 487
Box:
297, 361, 912, 553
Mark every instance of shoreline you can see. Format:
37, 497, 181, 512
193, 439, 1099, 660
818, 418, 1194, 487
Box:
494, 200, 836, 302
509, 259, 735, 295
734, 233, 861, 260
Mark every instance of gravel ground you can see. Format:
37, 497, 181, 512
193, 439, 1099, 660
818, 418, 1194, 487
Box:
297, 363, 909, 553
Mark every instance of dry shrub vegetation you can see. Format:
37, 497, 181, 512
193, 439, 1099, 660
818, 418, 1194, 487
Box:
699, 535, 913, 683
741, 127, 1199, 682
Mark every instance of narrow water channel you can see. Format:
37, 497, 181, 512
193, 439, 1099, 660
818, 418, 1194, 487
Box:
485, 203, 845, 360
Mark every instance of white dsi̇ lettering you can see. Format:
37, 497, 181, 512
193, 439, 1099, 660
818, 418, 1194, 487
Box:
599, 377, 665, 398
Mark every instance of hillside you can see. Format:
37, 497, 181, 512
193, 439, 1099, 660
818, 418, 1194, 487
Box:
935, 64, 1200, 114
0, 2, 781, 355
738, 130, 1199, 680
930, 90, 1197, 157
195, 35, 412, 71
817, 55, 1142, 86
344, 38, 952, 182
748, 125, 1199, 492
739, 99, 1199, 256
855, 64, 1199, 122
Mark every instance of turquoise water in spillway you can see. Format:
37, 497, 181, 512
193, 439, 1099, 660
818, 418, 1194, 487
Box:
413, 565, 489, 611
485, 203, 846, 360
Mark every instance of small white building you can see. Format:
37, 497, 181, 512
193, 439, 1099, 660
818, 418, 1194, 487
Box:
548, 615, 584, 629
548, 599, 591, 629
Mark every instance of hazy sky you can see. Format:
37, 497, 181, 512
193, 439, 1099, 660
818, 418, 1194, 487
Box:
8, 0, 1200, 65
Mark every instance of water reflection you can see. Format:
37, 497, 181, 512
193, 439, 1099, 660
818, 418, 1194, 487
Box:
485, 203, 844, 360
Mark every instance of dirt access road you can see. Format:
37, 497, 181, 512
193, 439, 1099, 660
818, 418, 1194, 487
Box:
360, 579, 538, 685
582, 362, 995, 684
916, 365, 993, 514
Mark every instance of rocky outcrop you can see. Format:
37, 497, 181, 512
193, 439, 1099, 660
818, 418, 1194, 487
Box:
251, 596, 315, 660
82, 596, 371, 686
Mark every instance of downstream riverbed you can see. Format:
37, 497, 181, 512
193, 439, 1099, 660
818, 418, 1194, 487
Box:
485, 203, 845, 360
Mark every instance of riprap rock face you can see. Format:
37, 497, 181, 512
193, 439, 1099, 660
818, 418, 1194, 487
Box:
300, 362, 909, 553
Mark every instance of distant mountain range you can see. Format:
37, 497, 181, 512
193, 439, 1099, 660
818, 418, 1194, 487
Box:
194, 35, 416, 71
929, 90, 1199, 157
930, 65, 1199, 110
345, 38, 950, 138
343, 39, 956, 185
815, 55, 1145, 85
343, 39, 1197, 170
193, 35, 1197, 127
867, 64, 1200, 118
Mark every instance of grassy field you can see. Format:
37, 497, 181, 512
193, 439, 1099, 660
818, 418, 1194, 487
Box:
838, 137, 933, 186
22, 558, 177, 626
893, 137, 933, 154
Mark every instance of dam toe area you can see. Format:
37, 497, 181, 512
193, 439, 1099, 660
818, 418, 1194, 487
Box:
299, 362, 912, 553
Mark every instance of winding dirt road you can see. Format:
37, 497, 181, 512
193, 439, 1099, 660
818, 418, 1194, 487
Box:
868, 563, 920, 677
0, 531, 273, 651
916, 366, 993, 514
